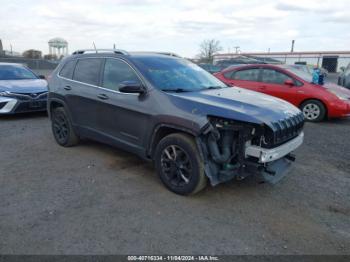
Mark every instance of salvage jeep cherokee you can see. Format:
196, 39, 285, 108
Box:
48, 49, 304, 195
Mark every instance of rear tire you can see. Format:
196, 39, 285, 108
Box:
51, 107, 79, 147
154, 133, 207, 195
300, 100, 326, 122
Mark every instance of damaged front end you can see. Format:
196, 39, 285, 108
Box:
197, 115, 304, 186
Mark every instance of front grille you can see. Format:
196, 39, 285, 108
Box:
14, 100, 47, 113
270, 112, 304, 146
9, 91, 48, 101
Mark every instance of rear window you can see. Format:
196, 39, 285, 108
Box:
73, 58, 103, 86
59, 60, 76, 79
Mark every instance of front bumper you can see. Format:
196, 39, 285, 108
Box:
0, 96, 47, 114
245, 132, 304, 163
328, 100, 350, 118
242, 155, 295, 184
0, 97, 18, 113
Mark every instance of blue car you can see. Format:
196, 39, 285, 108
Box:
0, 63, 48, 114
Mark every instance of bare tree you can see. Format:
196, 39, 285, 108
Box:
198, 39, 222, 63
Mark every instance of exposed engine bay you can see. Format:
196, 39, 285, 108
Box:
197, 116, 304, 186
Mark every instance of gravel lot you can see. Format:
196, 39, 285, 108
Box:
0, 113, 349, 255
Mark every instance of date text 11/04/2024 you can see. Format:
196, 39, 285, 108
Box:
127, 255, 219, 261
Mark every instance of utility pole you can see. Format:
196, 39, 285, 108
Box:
10, 44, 13, 55
113, 43, 116, 49
291, 40, 295, 53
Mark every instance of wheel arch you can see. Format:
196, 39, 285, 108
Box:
147, 124, 198, 159
48, 98, 73, 120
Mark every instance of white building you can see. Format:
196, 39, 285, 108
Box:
213, 51, 350, 73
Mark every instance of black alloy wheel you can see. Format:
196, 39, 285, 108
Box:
51, 107, 79, 147
155, 133, 207, 195
53, 112, 69, 144
161, 145, 192, 187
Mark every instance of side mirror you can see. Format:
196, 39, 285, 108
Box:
38, 75, 46, 79
340, 67, 345, 72
119, 81, 145, 94
284, 79, 294, 87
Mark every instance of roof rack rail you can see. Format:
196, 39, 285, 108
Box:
155, 52, 181, 58
72, 49, 129, 55
131, 51, 181, 58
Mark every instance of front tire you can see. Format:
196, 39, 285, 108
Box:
300, 100, 326, 122
154, 133, 207, 195
51, 107, 79, 147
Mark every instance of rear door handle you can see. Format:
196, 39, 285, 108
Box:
64, 85, 72, 90
259, 85, 266, 90
97, 94, 109, 100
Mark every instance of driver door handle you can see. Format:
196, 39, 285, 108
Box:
97, 94, 109, 100
259, 85, 267, 90
64, 85, 72, 90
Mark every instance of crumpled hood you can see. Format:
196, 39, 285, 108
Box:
322, 82, 350, 99
167, 87, 301, 126
0, 79, 48, 94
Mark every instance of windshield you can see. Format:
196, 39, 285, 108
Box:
0, 65, 38, 80
285, 65, 313, 83
132, 56, 227, 91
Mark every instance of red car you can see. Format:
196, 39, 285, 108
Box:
214, 64, 350, 122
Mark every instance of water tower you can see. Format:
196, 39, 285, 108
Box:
48, 37, 68, 56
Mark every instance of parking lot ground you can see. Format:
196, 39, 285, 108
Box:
0, 113, 349, 255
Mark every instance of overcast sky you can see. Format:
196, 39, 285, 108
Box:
1, 0, 349, 57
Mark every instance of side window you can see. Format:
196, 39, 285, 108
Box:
232, 69, 260, 81
102, 59, 140, 91
261, 69, 293, 85
59, 60, 76, 79
295, 80, 303, 86
73, 58, 102, 86
223, 71, 233, 79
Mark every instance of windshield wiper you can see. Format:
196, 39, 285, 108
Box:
162, 86, 224, 92
161, 88, 188, 93
202, 86, 224, 90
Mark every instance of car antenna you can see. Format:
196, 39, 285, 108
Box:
93, 42, 97, 53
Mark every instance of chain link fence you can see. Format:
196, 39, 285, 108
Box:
0, 57, 59, 76
255, 55, 342, 73
214, 53, 350, 74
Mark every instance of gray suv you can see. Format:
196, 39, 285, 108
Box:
48, 49, 304, 195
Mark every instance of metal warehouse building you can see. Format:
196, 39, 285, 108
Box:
213, 51, 350, 73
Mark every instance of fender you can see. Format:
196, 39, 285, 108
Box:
48, 95, 74, 124
147, 123, 201, 158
